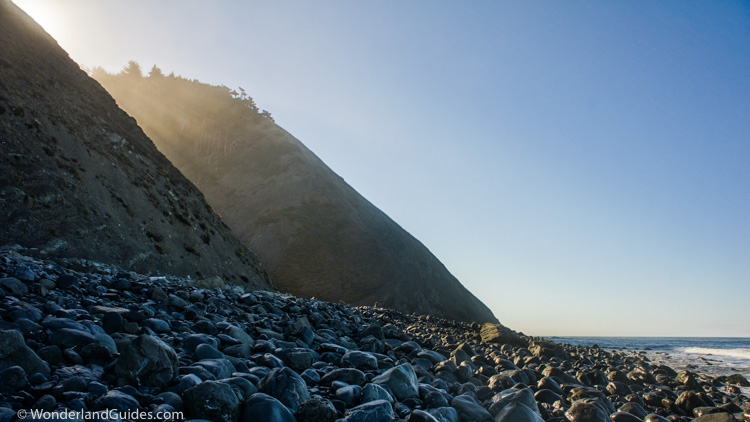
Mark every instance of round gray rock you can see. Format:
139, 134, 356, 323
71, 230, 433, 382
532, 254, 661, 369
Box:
295, 398, 338, 422
0, 329, 49, 375
371, 363, 418, 401
241, 393, 296, 422
184, 380, 241, 422
259, 367, 311, 413
93, 390, 140, 412
344, 399, 394, 422
343, 351, 378, 371
494, 401, 545, 422
565, 398, 615, 422
451, 393, 492, 422
114, 334, 178, 388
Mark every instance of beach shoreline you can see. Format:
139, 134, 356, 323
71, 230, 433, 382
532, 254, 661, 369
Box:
551, 336, 750, 400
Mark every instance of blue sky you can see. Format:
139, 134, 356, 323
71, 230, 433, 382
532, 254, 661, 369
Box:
15, 0, 750, 336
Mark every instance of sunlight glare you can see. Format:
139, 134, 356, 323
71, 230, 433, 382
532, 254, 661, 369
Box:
14, 0, 69, 43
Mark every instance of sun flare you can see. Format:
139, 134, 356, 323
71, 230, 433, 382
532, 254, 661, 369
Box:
14, 0, 68, 41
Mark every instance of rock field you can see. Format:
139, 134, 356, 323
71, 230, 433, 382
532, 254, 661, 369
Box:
0, 246, 748, 422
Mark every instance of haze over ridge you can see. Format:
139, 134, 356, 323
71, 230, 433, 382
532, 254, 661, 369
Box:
92, 67, 499, 324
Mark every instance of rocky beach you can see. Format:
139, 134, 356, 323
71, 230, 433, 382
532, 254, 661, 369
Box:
1, 246, 748, 422
2, 1, 748, 422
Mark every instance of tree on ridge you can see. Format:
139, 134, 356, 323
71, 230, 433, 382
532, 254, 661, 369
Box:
122, 60, 142, 78
149, 65, 164, 78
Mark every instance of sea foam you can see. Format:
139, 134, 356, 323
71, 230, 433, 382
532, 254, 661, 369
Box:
680, 346, 750, 360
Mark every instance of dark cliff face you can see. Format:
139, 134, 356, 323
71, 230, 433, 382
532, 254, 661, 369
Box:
92, 70, 499, 323
0, 0, 271, 289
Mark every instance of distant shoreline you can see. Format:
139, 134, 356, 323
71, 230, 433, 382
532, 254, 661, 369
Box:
550, 336, 750, 384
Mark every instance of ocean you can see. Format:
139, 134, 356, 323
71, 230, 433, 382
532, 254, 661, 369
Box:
548, 337, 750, 384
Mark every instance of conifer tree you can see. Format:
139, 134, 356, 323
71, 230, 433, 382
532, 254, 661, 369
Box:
122, 60, 143, 78
149, 65, 164, 78
89, 66, 109, 80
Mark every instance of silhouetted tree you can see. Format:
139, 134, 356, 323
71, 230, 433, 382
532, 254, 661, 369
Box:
122, 60, 142, 78
241, 96, 257, 112
89, 66, 110, 80
149, 65, 164, 78
260, 110, 274, 122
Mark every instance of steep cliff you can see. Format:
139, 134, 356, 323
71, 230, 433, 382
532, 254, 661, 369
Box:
94, 69, 497, 323
0, 0, 271, 289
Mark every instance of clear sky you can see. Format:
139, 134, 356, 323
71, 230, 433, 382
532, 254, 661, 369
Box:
15, 0, 750, 337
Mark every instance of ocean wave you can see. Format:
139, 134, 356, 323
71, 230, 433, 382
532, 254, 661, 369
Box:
679, 347, 750, 360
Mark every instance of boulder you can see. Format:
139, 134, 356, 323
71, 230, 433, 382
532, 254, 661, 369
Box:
609, 412, 642, 422
371, 363, 418, 401
321, 368, 367, 386
113, 334, 178, 388
0, 278, 28, 296
0, 366, 26, 390
617, 402, 647, 419
528, 340, 567, 359
643, 414, 671, 422
451, 393, 492, 422
93, 390, 140, 412
194, 358, 236, 379
241, 393, 296, 422
295, 397, 338, 422
429, 407, 460, 422
362, 383, 394, 404
565, 398, 615, 422
258, 367, 311, 413
675, 370, 700, 389
225, 325, 255, 345
184, 380, 242, 422
488, 387, 540, 417
48, 328, 97, 350
675, 391, 708, 415
480, 323, 527, 346
343, 350, 379, 371
494, 401, 545, 422
692, 414, 737, 422
408, 409, 440, 422
725, 373, 750, 386
344, 399, 395, 422
0, 329, 49, 375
